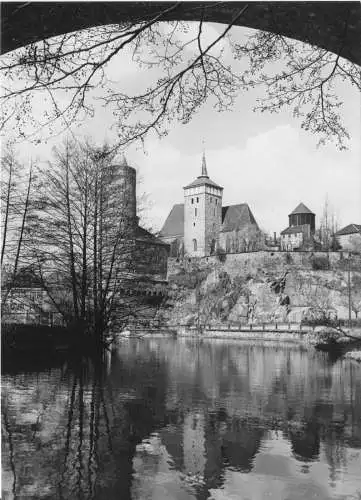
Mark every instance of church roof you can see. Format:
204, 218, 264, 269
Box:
289, 203, 314, 215
158, 204, 184, 238
136, 226, 170, 246
220, 204, 258, 233
159, 203, 258, 238
335, 224, 361, 236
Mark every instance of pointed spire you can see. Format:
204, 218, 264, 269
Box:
201, 151, 208, 177
200, 139, 209, 178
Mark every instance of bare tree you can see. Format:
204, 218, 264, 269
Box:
224, 226, 266, 253
1, 146, 19, 267
231, 29, 360, 149
1, 6, 359, 150
341, 274, 361, 320
26, 139, 142, 339
1, 147, 38, 303
316, 196, 340, 250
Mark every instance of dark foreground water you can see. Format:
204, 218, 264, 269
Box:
2, 338, 361, 500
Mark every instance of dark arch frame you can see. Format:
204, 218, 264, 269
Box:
1, 2, 360, 65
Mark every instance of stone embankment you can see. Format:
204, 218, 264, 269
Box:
163, 251, 361, 327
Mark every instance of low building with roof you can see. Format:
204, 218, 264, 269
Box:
335, 224, 361, 252
280, 203, 316, 251
158, 153, 260, 257
1, 267, 64, 326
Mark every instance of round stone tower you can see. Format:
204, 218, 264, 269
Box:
183, 152, 223, 257
115, 154, 138, 238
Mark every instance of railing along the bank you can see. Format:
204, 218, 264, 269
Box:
125, 319, 360, 333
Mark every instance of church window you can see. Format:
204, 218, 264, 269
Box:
193, 239, 197, 251
195, 208, 197, 216
193, 223, 195, 227
191, 198, 194, 204
197, 197, 199, 203
215, 199, 218, 205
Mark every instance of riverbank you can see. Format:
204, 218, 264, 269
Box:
118, 325, 361, 359
1, 322, 109, 356
344, 351, 361, 362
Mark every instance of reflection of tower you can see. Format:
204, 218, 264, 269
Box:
183, 411, 206, 477
183, 152, 223, 257
289, 420, 320, 463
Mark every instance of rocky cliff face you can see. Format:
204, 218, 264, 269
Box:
161, 255, 361, 327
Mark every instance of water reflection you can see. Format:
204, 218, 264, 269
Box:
2, 339, 361, 499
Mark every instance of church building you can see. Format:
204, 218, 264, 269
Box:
158, 153, 260, 257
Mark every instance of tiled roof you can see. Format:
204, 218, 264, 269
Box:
220, 204, 258, 232
335, 224, 361, 236
136, 226, 169, 246
159, 203, 258, 238
289, 203, 314, 215
183, 176, 223, 189
158, 204, 184, 238
281, 224, 310, 235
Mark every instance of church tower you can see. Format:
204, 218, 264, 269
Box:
183, 152, 223, 257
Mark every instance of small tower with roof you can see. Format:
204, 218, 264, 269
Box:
183, 152, 223, 256
288, 202, 315, 233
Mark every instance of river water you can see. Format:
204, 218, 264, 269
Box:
2, 338, 361, 500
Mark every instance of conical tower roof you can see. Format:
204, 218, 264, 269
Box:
120, 153, 129, 167
289, 202, 314, 215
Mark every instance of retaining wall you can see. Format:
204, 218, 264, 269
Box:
168, 251, 361, 278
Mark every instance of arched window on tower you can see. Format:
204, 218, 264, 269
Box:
193, 239, 197, 252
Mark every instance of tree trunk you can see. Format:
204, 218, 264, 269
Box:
65, 154, 79, 319
1, 157, 13, 266
81, 182, 88, 320
93, 171, 99, 334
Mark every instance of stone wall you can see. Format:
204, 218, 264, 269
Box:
167, 251, 361, 279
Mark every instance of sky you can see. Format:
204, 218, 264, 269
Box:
4, 22, 361, 235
